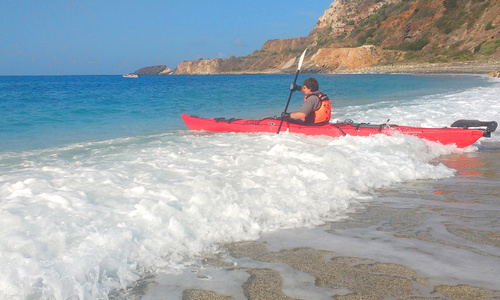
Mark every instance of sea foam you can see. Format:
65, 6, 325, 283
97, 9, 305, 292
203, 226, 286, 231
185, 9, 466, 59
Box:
0, 130, 459, 299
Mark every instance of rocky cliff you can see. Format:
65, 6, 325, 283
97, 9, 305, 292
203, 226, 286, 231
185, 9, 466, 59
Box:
310, 0, 500, 60
160, 0, 500, 74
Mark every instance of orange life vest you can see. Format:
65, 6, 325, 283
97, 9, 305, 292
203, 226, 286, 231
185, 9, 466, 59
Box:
304, 92, 331, 124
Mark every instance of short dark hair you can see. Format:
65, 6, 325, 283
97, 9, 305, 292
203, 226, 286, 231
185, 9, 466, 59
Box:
303, 78, 319, 92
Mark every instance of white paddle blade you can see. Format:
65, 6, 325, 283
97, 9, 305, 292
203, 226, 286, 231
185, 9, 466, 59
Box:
297, 48, 307, 71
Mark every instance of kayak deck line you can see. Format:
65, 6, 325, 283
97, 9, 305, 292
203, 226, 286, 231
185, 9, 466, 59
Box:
181, 114, 497, 148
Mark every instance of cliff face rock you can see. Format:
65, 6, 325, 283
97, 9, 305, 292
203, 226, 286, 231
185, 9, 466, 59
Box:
170, 0, 500, 75
261, 37, 309, 53
489, 70, 500, 78
173, 45, 396, 74
309, 0, 399, 42
158, 67, 172, 75
175, 60, 220, 75
307, 45, 402, 72
173, 53, 302, 75
311, 0, 500, 56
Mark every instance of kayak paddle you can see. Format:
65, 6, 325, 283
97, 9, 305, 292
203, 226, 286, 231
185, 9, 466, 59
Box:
277, 48, 307, 134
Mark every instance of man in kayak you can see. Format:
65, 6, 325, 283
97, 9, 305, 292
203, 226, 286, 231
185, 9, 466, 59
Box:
282, 77, 331, 125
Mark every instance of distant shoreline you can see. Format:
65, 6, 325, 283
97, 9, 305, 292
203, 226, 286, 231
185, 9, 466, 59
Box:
351, 60, 500, 75
164, 60, 500, 76
3, 60, 499, 76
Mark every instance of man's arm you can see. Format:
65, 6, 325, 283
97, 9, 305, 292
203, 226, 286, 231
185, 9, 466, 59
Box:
290, 111, 307, 119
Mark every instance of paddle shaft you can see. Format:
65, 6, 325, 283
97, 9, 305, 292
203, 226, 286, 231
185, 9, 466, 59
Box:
277, 48, 307, 134
276, 70, 300, 134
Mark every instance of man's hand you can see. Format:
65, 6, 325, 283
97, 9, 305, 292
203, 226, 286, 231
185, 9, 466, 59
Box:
290, 83, 302, 92
281, 112, 291, 120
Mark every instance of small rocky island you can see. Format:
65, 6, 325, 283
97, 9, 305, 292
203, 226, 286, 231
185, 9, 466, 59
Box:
132, 65, 172, 76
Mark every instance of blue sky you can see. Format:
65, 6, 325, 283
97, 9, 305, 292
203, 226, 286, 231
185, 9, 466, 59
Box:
1, 0, 333, 75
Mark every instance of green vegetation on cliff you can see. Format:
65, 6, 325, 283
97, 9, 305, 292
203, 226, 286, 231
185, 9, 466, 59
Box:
316, 0, 499, 63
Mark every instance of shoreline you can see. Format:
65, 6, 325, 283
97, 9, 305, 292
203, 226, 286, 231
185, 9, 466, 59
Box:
168, 60, 500, 76
350, 60, 500, 75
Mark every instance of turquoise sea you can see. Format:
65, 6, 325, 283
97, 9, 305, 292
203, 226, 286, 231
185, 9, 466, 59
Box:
0, 74, 499, 298
2, 74, 498, 151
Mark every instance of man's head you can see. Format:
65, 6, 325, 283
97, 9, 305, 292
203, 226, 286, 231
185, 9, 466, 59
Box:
302, 78, 319, 92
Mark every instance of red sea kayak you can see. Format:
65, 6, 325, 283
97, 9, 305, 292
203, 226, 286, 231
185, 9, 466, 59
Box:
181, 114, 497, 148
